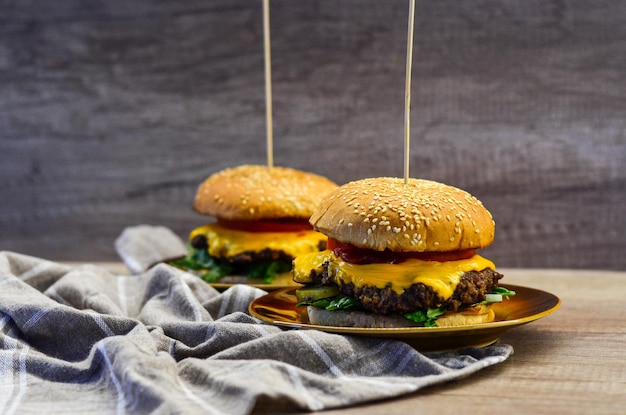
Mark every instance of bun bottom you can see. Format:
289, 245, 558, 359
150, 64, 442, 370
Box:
306, 304, 495, 329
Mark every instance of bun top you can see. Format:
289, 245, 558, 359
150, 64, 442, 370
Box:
310, 177, 495, 252
193, 165, 338, 220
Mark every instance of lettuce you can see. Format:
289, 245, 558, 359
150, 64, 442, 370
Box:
403, 307, 447, 327
169, 246, 290, 284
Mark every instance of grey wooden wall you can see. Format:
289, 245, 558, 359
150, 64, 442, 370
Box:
1, 0, 624, 270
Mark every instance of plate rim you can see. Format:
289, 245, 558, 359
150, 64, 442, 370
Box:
249, 284, 561, 335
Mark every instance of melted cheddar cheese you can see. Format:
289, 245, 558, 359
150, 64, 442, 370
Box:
190, 223, 327, 259
293, 250, 495, 299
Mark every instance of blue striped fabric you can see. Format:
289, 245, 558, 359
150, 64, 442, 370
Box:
0, 250, 512, 415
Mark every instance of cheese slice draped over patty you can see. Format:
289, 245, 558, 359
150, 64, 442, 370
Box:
293, 250, 495, 299
190, 223, 327, 259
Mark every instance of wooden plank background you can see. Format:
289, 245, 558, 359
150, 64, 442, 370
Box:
1, 0, 624, 269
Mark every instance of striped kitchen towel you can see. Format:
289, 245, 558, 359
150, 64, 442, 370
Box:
0, 248, 512, 415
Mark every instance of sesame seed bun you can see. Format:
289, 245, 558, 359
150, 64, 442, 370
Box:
193, 165, 338, 220
309, 177, 495, 252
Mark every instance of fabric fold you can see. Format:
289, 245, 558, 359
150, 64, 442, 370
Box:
0, 250, 512, 415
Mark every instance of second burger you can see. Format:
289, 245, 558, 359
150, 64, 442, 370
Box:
172, 164, 338, 285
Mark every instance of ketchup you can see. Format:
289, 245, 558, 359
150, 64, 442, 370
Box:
327, 238, 475, 264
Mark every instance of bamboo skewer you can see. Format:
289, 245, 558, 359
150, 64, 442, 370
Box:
403, 0, 416, 184
263, 0, 274, 169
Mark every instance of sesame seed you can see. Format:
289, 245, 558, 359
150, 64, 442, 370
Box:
347, 222, 353, 227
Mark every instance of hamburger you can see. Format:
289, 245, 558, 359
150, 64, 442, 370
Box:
171, 165, 338, 284
292, 177, 514, 328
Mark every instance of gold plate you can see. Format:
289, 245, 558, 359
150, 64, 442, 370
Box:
248, 284, 561, 352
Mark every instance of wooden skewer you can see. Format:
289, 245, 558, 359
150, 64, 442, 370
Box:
404, 0, 416, 184
263, 0, 274, 169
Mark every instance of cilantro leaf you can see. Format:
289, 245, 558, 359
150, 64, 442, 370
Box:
302, 294, 364, 311
403, 307, 447, 327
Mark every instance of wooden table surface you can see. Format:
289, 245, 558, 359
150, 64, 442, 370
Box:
93, 265, 625, 414
291, 268, 625, 415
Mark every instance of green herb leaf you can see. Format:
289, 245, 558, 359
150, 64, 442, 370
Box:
168, 245, 291, 284
479, 286, 517, 304
404, 307, 447, 327
301, 294, 364, 311
199, 262, 234, 283
325, 295, 363, 311
490, 286, 516, 298
247, 260, 292, 284
169, 245, 218, 271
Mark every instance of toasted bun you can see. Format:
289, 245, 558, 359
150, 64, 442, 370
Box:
306, 304, 495, 329
193, 165, 338, 220
309, 177, 494, 252
434, 304, 495, 327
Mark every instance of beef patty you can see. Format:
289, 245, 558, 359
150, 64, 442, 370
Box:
306, 262, 503, 315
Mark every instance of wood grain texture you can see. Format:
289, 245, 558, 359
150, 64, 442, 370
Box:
1, 1, 625, 269
267, 269, 626, 415
66, 266, 626, 415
